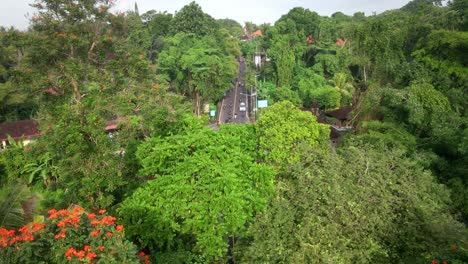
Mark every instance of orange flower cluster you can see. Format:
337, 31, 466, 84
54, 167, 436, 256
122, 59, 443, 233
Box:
48, 208, 71, 219
90, 215, 116, 226
0, 222, 45, 248
65, 245, 97, 261
139, 251, 151, 264
90, 228, 101, 237
1, 206, 149, 263
116, 225, 124, 232
50, 206, 83, 230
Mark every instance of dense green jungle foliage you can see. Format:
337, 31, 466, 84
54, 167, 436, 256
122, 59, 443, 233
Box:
0, 0, 467, 263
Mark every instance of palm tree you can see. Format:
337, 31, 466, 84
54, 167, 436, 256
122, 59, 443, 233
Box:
0, 182, 39, 229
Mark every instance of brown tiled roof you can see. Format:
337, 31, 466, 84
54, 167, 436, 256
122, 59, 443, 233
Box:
326, 106, 352, 121
251, 30, 263, 37
0, 120, 41, 141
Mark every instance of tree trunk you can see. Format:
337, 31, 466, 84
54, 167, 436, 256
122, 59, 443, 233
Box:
70, 77, 81, 105
363, 66, 367, 84
196, 92, 200, 117
16, 49, 23, 68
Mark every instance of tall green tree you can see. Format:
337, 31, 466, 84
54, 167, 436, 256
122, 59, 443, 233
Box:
170, 2, 217, 37
238, 144, 468, 263
256, 101, 329, 170
158, 33, 237, 116
119, 119, 274, 263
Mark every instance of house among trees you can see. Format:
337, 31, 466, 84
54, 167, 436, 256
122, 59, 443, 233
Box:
0, 120, 41, 150
0, 117, 124, 149
251, 29, 263, 38
240, 27, 263, 41
326, 105, 353, 130
104, 117, 125, 137
309, 102, 352, 147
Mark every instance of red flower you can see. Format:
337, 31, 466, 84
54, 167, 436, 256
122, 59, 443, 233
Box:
102, 216, 116, 225
48, 209, 57, 216
57, 220, 67, 227
88, 213, 96, 219
73, 250, 85, 259
86, 252, 97, 260
72, 206, 83, 214
65, 248, 76, 260
98, 209, 107, 214
90, 229, 101, 237
9, 236, 22, 245
116, 225, 124, 232
69, 216, 80, 227
19, 225, 29, 233
0, 237, 8, 247
98, 246, 105, 252
57, 209, 70, 217
106, 232, 113, 237
54, 233, 66, 239
84, 245, 91, 251
0, 228, 15, 237
49, 214, 58, 220
31, 222, 46, 232
432, 260, 439, 264
139, 251, 146, 257
22, 235, 34, 241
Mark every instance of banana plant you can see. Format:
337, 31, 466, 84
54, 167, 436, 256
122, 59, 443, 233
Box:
21, 152, 58, 187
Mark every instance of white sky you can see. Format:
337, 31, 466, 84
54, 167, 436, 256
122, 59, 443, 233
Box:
1, 0, 412, 30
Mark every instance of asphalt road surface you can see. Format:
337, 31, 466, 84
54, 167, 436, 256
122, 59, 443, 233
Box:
218, 58, 250, 124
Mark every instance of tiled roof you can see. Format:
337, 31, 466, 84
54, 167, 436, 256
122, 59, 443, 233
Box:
0, 120, 41, 141
326, 106, 352, 120
251, 30, 263, 37
105, 117, 125, 131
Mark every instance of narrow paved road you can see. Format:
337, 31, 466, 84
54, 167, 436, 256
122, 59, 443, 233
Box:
219, 58, 250, 124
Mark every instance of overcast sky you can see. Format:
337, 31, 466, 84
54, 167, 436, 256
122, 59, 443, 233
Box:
1, 0, 412, 30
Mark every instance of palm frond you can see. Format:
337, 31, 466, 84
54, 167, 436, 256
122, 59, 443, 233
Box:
0, 183, 32, 229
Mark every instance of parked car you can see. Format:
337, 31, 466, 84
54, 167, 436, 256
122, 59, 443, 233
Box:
239, 102, 246, 112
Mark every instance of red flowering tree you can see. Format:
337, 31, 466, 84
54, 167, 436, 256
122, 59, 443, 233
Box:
0, 206, 149, 263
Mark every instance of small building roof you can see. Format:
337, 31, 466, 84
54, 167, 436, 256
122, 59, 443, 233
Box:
251, 30, 263, 37
336, 38, 345, 47
105, 117, 125, 131
326, 106, 352, 121
0, 120, 41, 141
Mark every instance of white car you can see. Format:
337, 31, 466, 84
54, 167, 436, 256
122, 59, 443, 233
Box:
239, 102, 246, 112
